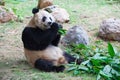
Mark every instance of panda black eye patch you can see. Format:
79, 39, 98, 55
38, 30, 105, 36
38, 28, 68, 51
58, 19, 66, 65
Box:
49, 17, 52, 21
42, 16, 47, 22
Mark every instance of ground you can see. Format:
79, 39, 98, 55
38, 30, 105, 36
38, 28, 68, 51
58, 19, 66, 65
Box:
0, 0, 120, 80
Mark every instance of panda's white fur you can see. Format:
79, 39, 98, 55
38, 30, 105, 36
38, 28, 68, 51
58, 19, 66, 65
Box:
28, 10, 55, 30
22, 9, 82, 72
24, 45, 67, 67
23, 10, 67, 68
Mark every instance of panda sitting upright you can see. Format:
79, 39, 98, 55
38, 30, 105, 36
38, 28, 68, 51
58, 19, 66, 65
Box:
22, 8, 83, 72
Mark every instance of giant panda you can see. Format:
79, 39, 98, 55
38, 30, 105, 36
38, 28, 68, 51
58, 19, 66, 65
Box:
22, 8, 83, 72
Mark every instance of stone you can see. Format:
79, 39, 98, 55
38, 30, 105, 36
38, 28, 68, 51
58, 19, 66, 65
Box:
37, 0, 53, 9
0, 0, 5, 6
44, 5, 70, 23
98, 18, 120, 41
0, 6, 17, 23
61, 25, 89, 46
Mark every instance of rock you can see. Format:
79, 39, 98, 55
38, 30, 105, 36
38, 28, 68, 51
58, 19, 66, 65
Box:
37, 0, 53, 9
61, 25, 89, 46
0, 6, 17, 23
98, 18, 120, 41
44, 5, 70, 23
0, 0, 5, 6
51, 7, 70, 23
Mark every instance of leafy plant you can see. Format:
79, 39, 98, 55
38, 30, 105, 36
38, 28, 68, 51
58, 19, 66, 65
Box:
58, 28, 67, 35
12, 7, 24, 22
67, 42, 120, 80
66, 42, 107, 60
105, 0, 120, 4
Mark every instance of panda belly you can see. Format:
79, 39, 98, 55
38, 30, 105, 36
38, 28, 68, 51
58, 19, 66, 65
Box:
42, 45, 68, 65
24, 45, 67, 67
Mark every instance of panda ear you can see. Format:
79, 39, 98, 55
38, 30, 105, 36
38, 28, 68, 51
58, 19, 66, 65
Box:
32, 8, 39, 14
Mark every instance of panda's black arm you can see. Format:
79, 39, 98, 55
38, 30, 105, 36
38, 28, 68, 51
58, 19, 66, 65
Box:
51, 34, 61, 46
51, 24, 63, 46
36, 23, 60, 49
37, 30, 58, 49
22, 23, 60, 50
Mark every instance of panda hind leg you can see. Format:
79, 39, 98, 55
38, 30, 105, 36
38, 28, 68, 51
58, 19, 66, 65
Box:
35, 59, 65, 72
52, 65, 65, 72
63, 52, 83, 65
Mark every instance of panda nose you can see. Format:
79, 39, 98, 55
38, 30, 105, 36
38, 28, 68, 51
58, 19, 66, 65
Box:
48, 22, 52, 25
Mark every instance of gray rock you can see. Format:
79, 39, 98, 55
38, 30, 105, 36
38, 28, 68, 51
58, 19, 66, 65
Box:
61, 25, 89, 46
98, 18, 120, 41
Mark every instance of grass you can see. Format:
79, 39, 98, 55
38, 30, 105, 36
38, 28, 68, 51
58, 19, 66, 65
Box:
0, 0, 120, 80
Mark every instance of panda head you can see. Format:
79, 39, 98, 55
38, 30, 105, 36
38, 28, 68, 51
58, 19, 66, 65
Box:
32, 8, 55, 30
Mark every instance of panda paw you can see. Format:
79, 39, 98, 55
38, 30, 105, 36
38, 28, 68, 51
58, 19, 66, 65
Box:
53, 65, 65, 72
51, 22, 59, 30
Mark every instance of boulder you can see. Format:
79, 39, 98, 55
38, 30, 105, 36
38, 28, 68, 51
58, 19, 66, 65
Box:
0, 6, 17, 23
61, 25, 89, 46
44, 5, 70, 23
98, 18, 120, 41
37, 0, 53, 9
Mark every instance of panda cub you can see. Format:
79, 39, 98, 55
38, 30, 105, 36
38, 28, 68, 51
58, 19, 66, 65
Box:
22, 8, 83, 72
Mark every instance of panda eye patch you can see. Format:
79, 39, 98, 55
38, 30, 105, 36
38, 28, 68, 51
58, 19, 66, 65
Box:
49, 17, 52, 21
42, 16, 47, 22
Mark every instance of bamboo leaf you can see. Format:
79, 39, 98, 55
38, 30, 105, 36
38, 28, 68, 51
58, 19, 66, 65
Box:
108, 42, 115, 58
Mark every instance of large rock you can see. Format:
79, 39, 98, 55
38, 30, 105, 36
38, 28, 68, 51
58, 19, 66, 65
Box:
61, 25, 89, 46
0, 6, 17, 23
44, 5, 70, 23
98, 18, 120, 41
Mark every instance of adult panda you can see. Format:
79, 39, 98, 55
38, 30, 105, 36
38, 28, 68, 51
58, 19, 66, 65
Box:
22, 8, 83, 72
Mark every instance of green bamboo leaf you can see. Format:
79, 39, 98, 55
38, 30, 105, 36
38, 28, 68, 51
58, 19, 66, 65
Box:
78, 65, 89, 71
97, 74, 101, 80
108, 42, 115, 58
73, 70, 79, 75
67, 67, 77, 72
58, 29, 67, 35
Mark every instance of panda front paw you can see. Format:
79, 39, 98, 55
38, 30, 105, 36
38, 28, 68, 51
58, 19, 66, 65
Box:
58, 24, 63, 29
51, 22, 59, 30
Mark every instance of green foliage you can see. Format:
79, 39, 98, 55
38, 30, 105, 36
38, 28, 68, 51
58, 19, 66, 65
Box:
5, 0, 27, 3
58, 28, 67, 35
66, 42, 107, 59
107, 0, 120, 2
108, 42, 115, 58
1, 0, 120, 80
12, 7, 24, 22
67, 43, 120, 80
106, 0, 120, 3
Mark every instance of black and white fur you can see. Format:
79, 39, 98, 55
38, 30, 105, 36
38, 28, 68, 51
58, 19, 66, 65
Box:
22, 8, 83, 72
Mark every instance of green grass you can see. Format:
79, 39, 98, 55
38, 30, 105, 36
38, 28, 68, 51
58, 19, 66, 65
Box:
0, 0, 120, 80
